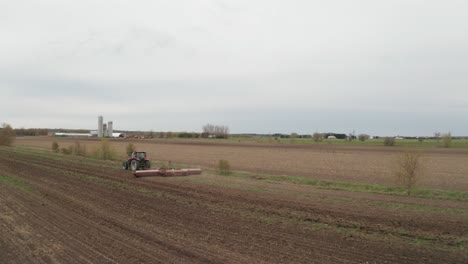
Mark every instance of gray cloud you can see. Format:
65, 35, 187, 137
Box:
0, 0, 467, 136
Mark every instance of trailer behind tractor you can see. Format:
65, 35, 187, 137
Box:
122, 151, 202, 177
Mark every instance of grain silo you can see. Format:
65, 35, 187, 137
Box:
107, 121, 113, 137
98, 116, 103, 138
103, 123, 107, 138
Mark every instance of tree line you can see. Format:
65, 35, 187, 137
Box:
202, 124, 229, 139
15, 128, 48, 136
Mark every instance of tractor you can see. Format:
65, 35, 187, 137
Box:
122, 151, 202, 177
122, 152, 151, 171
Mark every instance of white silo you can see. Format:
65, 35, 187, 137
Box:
103, 123, 107, 138
108, 121, 113, 137
98, 116, 103, 138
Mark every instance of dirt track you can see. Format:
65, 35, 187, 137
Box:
1, 147, 467, 263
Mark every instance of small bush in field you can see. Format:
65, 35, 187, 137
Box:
312, 132, 322, 142
61, 146, 72, 155
442, 132, 452, 148
395, 151, 424, 195
358, 134, 370, 141
0, 123, 15, 146
52, 141, 60, 153
217, 160, 231, 175
384, 137, 395, 146
72, 141, 87, 156
93, 139, 116, 160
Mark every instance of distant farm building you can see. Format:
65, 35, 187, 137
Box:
54, 132, 125, 138
112, 133, 126, 138
54, 133, 92, 137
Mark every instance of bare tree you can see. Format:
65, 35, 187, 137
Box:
202, 124, 229, 139
395, 151, 424, 195
202, 123, 215, 138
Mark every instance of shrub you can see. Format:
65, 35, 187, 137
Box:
0, 123, 15, 146
384, 137, 395, 146
52, 141, 60, 153
358, 134, 370, 141
290, 133, 298, 143
312, 132, 322, 142
217, 160, 231, 175
126, 143, 136, 155
442, 132, 452, 148
61, 146, 72, 155
395, 151, 424, 195
72, 141, 87, 156
93, 139, 116, 160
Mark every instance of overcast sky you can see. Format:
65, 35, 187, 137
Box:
1, 0, 467, 136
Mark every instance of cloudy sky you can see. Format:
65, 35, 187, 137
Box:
1, 0, 467, 136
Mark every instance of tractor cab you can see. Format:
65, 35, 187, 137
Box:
131, 152, 147, 160
123, 152, 151, 171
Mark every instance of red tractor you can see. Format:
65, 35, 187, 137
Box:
122, 152, 151, 171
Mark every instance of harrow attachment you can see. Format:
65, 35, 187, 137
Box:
132, 168, 202, 177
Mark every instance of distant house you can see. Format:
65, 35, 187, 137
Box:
327, 135, 337, 139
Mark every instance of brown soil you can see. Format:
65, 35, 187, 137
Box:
15, 137, 468, 191
0, 147, 467, 263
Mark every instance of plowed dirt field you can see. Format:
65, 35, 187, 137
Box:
15, 137, 468, 191
1, 146, 467, 263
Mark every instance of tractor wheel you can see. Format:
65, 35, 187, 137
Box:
130, 160, 139, 171
145, 160, 151, 169
122, 161, 129, 170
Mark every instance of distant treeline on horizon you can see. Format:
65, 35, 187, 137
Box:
6, 127, 468, 140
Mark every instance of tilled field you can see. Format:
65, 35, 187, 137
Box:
15, 137, 468, 191
0, 147, 467, 263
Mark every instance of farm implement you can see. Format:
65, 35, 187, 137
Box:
123, 151, 202, 177
132, 168, 202, 177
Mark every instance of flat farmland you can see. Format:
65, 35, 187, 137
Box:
1, 145, 467, 263
15, 137, 468, 191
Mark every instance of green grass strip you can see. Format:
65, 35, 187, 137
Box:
0, 175, 32, 192
222, 171, 468, 202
